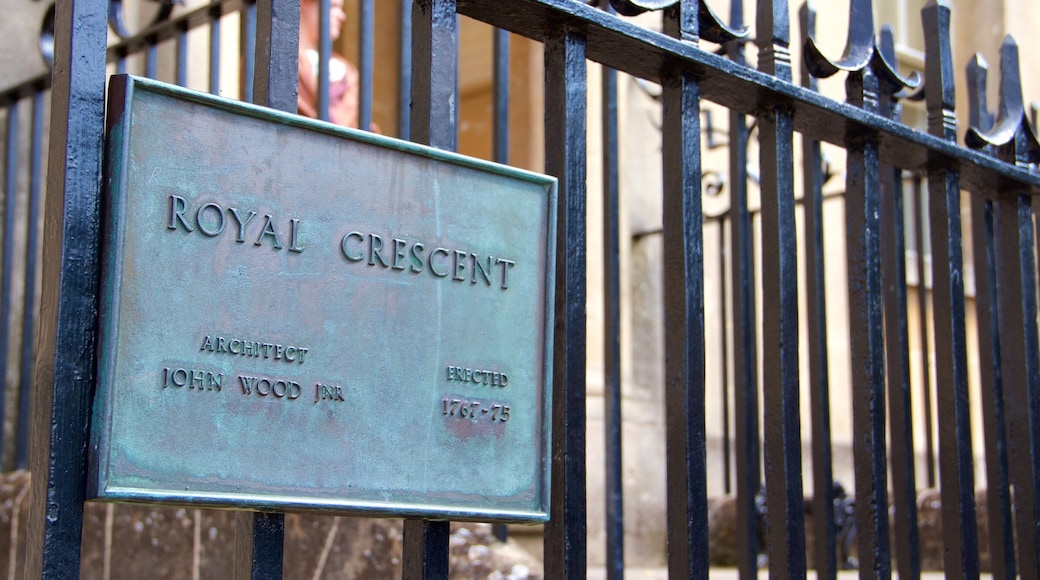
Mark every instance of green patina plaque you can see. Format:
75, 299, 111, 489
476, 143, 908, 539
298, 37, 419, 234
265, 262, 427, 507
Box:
89, 75, 556, 522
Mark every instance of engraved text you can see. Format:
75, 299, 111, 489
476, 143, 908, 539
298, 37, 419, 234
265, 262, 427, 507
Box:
167, 194, 304, 253
200, 335, 308, 364
340, 231, 516, 289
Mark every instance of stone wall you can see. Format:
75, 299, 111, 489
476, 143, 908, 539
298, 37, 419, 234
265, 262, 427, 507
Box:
0, 471, 541, 579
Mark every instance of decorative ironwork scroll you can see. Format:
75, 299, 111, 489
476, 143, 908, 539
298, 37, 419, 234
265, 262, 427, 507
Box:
108, 0, 183, 38
37, 0, 184, 64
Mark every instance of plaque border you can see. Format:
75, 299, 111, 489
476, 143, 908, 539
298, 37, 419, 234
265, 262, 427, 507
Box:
89, 75, 557, 523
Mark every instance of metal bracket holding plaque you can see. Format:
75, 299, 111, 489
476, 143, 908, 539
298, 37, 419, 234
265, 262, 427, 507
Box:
89, 75, 556, 523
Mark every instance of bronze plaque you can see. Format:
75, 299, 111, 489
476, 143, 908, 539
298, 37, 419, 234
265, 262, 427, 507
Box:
89, 75, 556, 522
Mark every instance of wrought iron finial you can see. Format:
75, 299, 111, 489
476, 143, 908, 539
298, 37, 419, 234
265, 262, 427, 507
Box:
798, 1, 817, 90
965, 36, 1040, 165
878, 27, 920, 99
967, 53, 994, 133
800, 0, 917, 88
696, 0, 747, 45
878, 24, 897, 64
803, 0, 875, 78
802, 0, 918, 112
873, 24, 920, 92
922, 0, 956, 140
757, 0, 791, 80
874, 24, 920, 99
611, 0, 747, 44
876, 25, 905, 121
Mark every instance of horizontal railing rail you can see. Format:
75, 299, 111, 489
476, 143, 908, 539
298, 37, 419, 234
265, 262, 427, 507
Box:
457, 0, 1040, 195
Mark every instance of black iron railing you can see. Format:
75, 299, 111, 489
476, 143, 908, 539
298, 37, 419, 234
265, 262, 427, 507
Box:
3, 0, 1040, 578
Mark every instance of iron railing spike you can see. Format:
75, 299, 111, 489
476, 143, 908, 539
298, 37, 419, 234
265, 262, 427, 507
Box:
965, 35, 1040, 164
756, 0, 791, 80
879, 24, 897, 63
871, 25, 921, 92
922, 4, 981, 575
967, 52, 993, 133
729, 0, 743, 30
798, 0, 816, 48
798, 2, 818, 90
804, 0, 917, 93
802, 0, 874, 78
997, 35, 1024, 130
697, 0, 748, 45
875, 24, 921, 93
922, 0, 956, 140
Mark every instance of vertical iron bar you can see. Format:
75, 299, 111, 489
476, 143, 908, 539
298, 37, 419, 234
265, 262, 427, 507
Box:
24, 0, 108, 575
723, 2, 760, 577
877, 155, 920, 579
719, 217, 731, 495
241, 0, 301, 576
0, 101, 18, 460
454, 13, 459, 133
17, 91, 45, 471
798, 4, 836, 576
877, 27, 920, 580
756, 1, 805, 576
602, 28, 624, 580
966, 52, 1016, 580
985, 39, 1040, 573
490, 22, 511, 545
358, 0, 374, 130
661, 3, 707, 579
913, 179, 937, 488
972, 192, 1015, 579
404, 1, 459, 574
210, 11, 222, 94
317, 0, 330, 120
926, 157, 979, 576
543, 26, 588, 580
402, 520, 449, 578
251, 0, 299, 112
176, 24, 188, 87
492, 27, 509, 165
145, 43, 158, 79
397, 0, 412, 139
1036, 212, 1040, 318
240, 1, 257, 103
922, 4, 979, 576
993, 190, 1040, 580
233, 510, 285, 580
845, 65, 891, 578
410, 0, 457, 151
